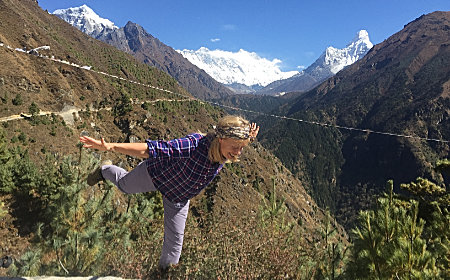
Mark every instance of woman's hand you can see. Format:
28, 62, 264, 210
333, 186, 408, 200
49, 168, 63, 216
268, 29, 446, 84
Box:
79, 136, 112, 152
249, 122, 260, 141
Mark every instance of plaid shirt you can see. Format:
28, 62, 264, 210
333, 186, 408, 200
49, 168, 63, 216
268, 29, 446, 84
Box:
145, 133, 223, 203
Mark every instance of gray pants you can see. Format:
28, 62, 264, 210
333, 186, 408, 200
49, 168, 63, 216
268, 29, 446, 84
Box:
101, 161, 189, 268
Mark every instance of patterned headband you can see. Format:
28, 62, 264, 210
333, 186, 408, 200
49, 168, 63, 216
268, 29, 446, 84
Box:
215, 125, 251, 140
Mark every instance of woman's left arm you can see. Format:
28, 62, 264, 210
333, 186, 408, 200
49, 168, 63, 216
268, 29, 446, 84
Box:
250, 122, 260, 141
79, 136, 149, 158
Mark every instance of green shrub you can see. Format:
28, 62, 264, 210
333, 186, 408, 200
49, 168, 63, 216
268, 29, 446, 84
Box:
12, 94, 23, 106
28, 102, 40, 116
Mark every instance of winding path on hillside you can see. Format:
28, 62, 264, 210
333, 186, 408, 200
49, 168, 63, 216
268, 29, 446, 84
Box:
0, 98, 193, 125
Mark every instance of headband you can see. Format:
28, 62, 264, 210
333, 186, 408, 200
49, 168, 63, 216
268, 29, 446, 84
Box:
215, 125, 251, 140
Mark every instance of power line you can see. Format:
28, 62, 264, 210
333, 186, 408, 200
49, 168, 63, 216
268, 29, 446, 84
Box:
3, 43, 449, 144
209, 102, 449, 143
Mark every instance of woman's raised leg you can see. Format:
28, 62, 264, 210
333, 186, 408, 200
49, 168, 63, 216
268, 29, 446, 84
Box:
101, 161, 157, 194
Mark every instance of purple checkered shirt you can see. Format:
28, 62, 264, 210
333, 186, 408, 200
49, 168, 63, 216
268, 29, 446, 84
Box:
145, 133, 223, 203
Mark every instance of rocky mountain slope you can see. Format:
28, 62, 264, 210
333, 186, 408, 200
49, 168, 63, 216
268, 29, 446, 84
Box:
53, 4, 118, 38
52, 5, 233, 100
258, 30, 373, 96
258, 11, 450, 227
51, 5, 374, 97
0, 0, 333, 274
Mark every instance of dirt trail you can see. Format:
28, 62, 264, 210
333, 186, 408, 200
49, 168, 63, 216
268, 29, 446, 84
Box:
0, 98, 193, 125
0, 106, 85, 126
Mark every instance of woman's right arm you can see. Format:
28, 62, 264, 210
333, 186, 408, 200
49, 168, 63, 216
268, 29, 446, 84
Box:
79, 136, 149, 158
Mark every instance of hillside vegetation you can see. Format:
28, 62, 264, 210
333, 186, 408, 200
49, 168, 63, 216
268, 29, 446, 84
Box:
0, 1, 448, 278
257, 11, 450, 229
1, 127, 448, 278
0, 0, 328, 278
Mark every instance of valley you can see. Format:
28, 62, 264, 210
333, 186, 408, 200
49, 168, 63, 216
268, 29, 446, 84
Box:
0, 0, 448, 278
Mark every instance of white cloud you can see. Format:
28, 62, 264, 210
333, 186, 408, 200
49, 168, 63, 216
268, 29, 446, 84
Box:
210, 38, 221, 42
297, 65, 305, 70
222, 24, 236, 31
304, 51, 315, 58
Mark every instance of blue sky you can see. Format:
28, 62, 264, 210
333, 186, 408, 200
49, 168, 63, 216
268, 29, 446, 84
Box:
39, 0, 450, 71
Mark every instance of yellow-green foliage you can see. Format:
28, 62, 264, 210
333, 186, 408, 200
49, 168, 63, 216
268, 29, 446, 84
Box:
401, 177, 449, 205
436, 159, 450, 175
346, 179, 448, 279
0, 201, 7, 218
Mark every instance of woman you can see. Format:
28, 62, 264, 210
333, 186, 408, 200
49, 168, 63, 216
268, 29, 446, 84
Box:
79, 115, 259, 269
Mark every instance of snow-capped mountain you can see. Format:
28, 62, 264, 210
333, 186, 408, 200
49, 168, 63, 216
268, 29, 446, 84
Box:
52, 5, 298, 94
309, 30, 373, 78
258, 30, 373, 96
52, 5, 234, 99
177, 48, 299, 89
53, 5, 118, 38
52, 4, 372, 96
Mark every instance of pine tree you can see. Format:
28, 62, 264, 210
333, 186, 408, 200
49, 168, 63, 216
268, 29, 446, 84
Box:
258, 177, 289, 231
113, 92, 133, 116
10, 146, 164, 276
8, 250, 42, 276
345, 181, 440, 279
35, 149, 134, 275
435, 159, 450, 176
0, 128, 15, 192
314, 210, 348, 280
400, 177, 448, 205
399, 161, 450, 280
390, 200, 439, 278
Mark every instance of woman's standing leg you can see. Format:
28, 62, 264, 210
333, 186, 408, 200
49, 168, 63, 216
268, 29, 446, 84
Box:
159, 198, 190, 268
102, 160, 190, 268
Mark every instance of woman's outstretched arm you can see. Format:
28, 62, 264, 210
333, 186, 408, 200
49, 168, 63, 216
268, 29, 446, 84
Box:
79, 136, 149, 158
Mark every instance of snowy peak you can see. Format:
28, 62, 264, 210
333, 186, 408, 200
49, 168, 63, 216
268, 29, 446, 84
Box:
53, 5, 118, 37
177, 47, 299, 87
319, 30, 373, 74
178, 30, 372, 91
345, 29, 373, 59
258, 30, 373, 96
351, 30, 370, 43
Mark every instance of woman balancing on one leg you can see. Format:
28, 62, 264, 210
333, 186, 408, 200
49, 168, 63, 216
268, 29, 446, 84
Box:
79, 115, 259, 269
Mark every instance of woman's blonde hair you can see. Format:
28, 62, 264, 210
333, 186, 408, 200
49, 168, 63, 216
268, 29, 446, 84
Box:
208, 115, 250, 164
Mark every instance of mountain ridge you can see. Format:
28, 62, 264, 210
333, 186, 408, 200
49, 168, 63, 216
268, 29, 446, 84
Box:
258, 30, 373, 96
257, 11, 449, 227
50, 4, 373, 97
179, 31, 372, 96
51, 5, 233, 100
177, 47, 299, 88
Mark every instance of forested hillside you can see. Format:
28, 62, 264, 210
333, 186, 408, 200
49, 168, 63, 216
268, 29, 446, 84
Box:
0, 0, 333, 277
0, 1, 448, 278
257, 11, 450, 228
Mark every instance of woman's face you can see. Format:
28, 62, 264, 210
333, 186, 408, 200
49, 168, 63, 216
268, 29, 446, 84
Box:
219, 138, 248, 162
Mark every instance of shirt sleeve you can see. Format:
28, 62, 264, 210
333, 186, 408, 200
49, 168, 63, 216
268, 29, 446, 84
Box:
145, 133, 204, 160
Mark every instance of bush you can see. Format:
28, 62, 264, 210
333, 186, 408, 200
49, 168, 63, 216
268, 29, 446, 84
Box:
18, 132, 27, 144
29, 102, 40, 116
12, 94, 23, 106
